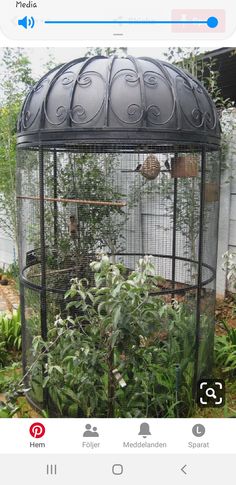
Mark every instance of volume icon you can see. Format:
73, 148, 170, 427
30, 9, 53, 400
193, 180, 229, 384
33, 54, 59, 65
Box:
18, 16, 35, 29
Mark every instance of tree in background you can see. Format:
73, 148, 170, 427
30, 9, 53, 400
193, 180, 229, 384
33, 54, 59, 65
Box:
163, 47, 233, 111
0, 48, 35, 243
161, 48, 235, 274
163, 47, 236, 168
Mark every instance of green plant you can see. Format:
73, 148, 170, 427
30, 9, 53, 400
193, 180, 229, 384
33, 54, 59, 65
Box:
0, 362, 21, 390
0, 363, 22, 413
29, 255, 197, 417
0, 401, 20, 418
5, 261, 19, 280
0, 340, 8, 368
215, 321, 236, 374
0, 362, 23, 418
0, 309, 21, 368
0, 308, 21, 367
0, 48, 35, 241
223, 401, 236, 418
164, 47, 236, 170
163, 47, 232, 111
0, 308, 22, 353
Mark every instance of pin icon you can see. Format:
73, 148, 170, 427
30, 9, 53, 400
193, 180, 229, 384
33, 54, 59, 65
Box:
29, 422, 45, 439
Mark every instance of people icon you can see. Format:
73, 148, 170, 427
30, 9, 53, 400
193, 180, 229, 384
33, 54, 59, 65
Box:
83, 424, 99, 437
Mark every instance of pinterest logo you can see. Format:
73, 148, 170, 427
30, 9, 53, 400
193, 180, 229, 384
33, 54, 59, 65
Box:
29, 422, 46, 439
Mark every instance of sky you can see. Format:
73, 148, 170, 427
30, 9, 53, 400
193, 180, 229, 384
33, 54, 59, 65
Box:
0, 46, 211, 81
22, 47, 168, 78
0, 46, 209, 92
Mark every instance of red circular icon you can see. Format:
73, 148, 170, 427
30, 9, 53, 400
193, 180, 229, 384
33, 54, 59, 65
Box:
29, 422, 46, 439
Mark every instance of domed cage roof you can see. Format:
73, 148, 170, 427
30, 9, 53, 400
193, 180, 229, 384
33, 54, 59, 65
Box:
17, 55, 221, 150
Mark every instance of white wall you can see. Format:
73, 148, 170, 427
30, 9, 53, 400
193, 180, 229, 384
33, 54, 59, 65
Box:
216, 109, 236, 296
0, 216, 16, 269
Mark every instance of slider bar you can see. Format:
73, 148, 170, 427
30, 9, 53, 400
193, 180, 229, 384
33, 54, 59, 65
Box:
44, 17, 218, 28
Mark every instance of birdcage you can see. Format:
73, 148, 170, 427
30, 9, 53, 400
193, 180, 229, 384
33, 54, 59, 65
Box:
17, 56, 221, 416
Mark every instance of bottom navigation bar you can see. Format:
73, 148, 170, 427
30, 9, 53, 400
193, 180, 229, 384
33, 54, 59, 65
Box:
0, 418, 234, 454
0, 454, 234, 484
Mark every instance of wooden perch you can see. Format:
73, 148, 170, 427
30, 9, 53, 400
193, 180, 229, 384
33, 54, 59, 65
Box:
17, 195, 126, 207
29, 266, 81, 278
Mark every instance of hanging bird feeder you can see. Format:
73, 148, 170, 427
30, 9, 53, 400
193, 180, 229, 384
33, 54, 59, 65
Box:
171, 155, 199, 178
139, 154, 161, 180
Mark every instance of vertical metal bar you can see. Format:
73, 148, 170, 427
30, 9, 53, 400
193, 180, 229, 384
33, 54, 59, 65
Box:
39, 146, 48, 409
208, 151, 221, 372
39, 146, 47, 340
138, 153, 145, 255
172, 166, 178, 295
172, 155, 178, 415
20, 282, 27, 380
53, 149, 58, 249
17, 165, 28, 382
193, 147, 206, 396
17, 160, 28, 385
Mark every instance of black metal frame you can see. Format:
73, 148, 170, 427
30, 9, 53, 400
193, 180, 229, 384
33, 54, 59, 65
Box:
20, 253, 216, 295
17, 145, 220, 414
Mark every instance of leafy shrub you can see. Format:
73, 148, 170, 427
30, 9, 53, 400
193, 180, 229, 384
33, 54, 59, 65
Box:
0, 308, 21, 351
0, 401, 20, 418
0, 340, 8, 367
0, 309, 22, 367
30, 255, 196, 417
215, 321, 236, 375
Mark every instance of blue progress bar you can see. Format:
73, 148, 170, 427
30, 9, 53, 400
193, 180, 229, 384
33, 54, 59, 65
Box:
44, 16, 219, 28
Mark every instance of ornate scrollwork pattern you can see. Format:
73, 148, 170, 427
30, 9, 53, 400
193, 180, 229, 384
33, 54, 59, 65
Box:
127, 103, 143, 121
176, 74, 217, 131
70, 104, 87, 122
61, 71, 75, 86
143, 71, 159, 87
17, 56, 220, 144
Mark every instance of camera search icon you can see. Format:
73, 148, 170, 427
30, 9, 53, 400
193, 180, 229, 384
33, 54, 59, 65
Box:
197, 379, 225, 407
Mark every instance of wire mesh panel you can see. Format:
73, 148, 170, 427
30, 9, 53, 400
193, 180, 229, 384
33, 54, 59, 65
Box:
17, 147, 214, 292
16, 55, 221, 417
16, 143, 220, 416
